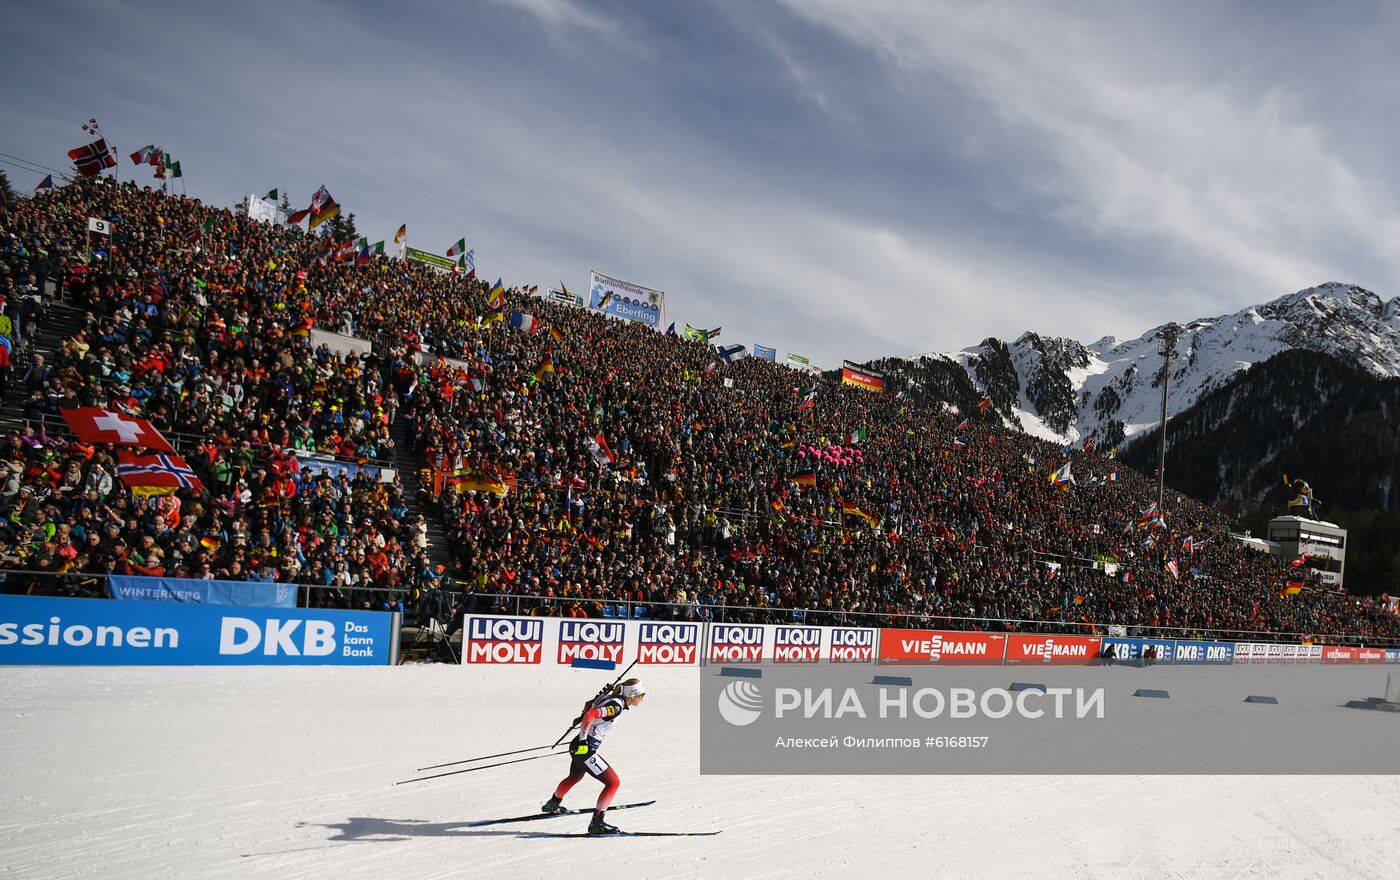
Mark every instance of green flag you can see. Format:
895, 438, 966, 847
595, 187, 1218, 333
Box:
263, 188, 278, 200
373, 241, 385, 256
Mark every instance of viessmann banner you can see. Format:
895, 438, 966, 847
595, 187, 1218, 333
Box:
0, 594, 398, 666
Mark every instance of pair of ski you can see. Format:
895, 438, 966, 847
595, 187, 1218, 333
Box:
467, 800, 720, 837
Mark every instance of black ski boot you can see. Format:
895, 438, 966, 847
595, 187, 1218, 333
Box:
541, 795, 565, 814
588, 811, 621, 835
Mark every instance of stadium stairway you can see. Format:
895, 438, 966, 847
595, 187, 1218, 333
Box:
2, 298, 86, 423
389, 416, 455, 576
0, 300, 461, 584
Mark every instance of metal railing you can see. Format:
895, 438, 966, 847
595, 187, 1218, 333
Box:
445, 591, 1400, 648
5, 570, 1395, 648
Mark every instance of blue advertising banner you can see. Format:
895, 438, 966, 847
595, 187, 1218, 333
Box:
753, 344, 777, 362
1386, 648, 1400, 665
0, 594, 398, 666
107, 576, 298, 608
589, 270, 664, 329
1100, 637, 1174, 665
1170, 640, 1235, 665
293, 451, 388, 483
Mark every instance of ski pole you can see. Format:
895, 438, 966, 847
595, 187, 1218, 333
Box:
395, 750, 569, 785
551, 657, 639, 749
416, 742, 558, 772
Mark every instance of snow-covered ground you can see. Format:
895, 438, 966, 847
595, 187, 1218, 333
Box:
3, 664, 1400, 879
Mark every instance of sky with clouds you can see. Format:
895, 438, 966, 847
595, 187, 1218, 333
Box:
4, 0, 1400, 367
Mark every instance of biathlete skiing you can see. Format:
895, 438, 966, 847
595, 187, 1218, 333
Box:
541, 678, 647, 835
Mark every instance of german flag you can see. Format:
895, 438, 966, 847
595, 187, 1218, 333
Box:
841, 502, 879, 528
534, 357, 555, 382
549, 326, 564, 343
451, 467, 508, 496
1282, 581, 1304, 596
793, 469, 817, 488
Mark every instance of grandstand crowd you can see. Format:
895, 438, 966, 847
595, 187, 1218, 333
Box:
2, 176, 1397, 643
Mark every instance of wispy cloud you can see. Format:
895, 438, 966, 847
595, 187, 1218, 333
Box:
776, 1, 1400, 316
3, 0, 1399, 366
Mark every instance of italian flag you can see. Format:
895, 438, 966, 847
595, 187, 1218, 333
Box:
843, 427, 867, 445
446, 238, 466, 257
130, 145, 158, 165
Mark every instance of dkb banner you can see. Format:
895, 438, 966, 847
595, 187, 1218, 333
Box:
0, 594, 398, 666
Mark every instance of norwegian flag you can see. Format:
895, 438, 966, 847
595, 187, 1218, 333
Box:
61, 407, 174, 452
117, 452, 205, 495
67, 138, 117, 177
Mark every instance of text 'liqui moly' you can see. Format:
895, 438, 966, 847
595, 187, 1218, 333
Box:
466, 617, 543, 664
637, 622, 698, 665
828, 628, 875, 662
772, 626, 821, 663
709, 623, 764, 663
557, 620, 625, 665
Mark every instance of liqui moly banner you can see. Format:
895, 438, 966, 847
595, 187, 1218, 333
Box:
708, 623, 764, 664
637, 622, 699, 665
1237, 640, 1271, 663
557, 620, 625, 665
1004, 634, 1102, 665
1242, 643, 1328, 664
1274, 644, 1322, 664
878, 629, 1007, 665
466, 616, 544, 664
826, 627, 876, 663
771, 625, 822, 663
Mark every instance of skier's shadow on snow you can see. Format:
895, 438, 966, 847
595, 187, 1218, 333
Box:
299, 817, 583, 842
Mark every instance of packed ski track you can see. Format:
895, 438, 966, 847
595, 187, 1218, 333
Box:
3, 665, 1398, 879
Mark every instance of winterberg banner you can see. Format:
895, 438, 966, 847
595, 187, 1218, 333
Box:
590, 271, 664, 329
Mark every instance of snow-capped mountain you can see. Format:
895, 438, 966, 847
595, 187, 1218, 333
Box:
925, 283, 1400, 446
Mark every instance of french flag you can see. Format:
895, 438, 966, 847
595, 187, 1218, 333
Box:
509, 311, 538, 333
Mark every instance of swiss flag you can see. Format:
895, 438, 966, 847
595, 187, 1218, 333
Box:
61, 407, 174, 452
